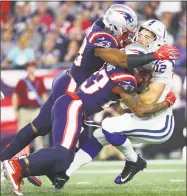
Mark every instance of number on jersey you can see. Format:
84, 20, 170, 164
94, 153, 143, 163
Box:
155, 62, 166, 73
81, 69, 109, 94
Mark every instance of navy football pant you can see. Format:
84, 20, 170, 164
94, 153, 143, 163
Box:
0, 71, 78, 161
19, 94, 84, 176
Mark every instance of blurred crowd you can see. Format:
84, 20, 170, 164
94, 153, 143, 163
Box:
1, 1, 186, 69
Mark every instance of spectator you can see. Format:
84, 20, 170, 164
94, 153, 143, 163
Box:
0, 1, 12, 25
175, 32, 186, 68
45, 31, 69, 62
38, 39, 60, 68
64, 40, 80, 62
12, 61, 48, 155
23, 23, 43, 53
2, 36, 35, 69
30, 14, 48, 36
13, 1, 30, 39
50, 13, 72, 36
1, 30, 16, 58
37, 2, 54, 29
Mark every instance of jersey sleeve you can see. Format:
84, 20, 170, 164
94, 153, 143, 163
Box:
87, 31, 119, 49
110, 72, 137, 92
151, 60, 174, 84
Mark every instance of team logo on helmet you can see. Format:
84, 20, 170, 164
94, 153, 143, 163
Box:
148, 20, 156, 26
129, 49, 145, 55
116, 10, 134, 23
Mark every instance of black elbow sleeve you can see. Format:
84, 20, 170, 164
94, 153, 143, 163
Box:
127, 53, 155, 69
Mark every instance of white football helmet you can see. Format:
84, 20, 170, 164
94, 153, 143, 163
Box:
125, 43, 153, 70
135, 19, 167, 47
102, 4, 137, 38
125, 43, 154, 89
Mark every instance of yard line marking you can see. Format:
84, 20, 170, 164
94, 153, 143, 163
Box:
85, 160, 186, 166
169, 179, 185, 182
77, 182, 91, 184
74, 169, 186, 174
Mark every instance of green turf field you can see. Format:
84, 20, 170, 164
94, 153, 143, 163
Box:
1, 160, 186, 196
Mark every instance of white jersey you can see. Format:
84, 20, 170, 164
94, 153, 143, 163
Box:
99, 43, 175, 145
125, 43, 174, 119
149, 59, 174, 118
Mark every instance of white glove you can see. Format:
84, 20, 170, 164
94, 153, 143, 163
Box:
1, 91, 5, 100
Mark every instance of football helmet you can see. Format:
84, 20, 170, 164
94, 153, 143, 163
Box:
135, 19, 167, 47
125, 43, 154, 89
103, 4, 137, 47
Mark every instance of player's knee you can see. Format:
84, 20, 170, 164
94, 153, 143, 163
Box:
102, 118, 113, 133
93, 128, 108, 146
102, 129, 126, 146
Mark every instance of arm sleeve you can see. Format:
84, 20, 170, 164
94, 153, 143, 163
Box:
127, 53, 155, 68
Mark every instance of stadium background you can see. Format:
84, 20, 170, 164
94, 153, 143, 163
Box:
1, 1, 186, 160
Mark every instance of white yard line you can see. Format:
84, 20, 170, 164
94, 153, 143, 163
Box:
85, 160, 186, 166
169, 179, 185, 182
74, 169, 186, 174
77, 182, 92, 184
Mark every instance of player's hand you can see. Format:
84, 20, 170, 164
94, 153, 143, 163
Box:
164, 91, 177, 107
1, 91, 5, 100
154, 44, 180, 60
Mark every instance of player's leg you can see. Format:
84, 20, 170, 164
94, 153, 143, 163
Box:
0, 71, 77, 162
0, 94, 54, 162
102, 114, 138, 162
101, 114, 147, 184
49, 125, 108, 189
3, 94, 83, 195
105, 114, 174, 184
66, 127, 108, 178
121, 115, 175, 144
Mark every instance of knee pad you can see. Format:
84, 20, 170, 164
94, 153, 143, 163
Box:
93, 128, 108, 146
102, 129, 126, 146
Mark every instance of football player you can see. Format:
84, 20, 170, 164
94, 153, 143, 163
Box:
58, 19, 178, 187
2, 47, 176, 195
0, 4, 179, 189
0, 4, 177, 165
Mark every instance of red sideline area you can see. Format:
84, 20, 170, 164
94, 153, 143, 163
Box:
1, 121, 18, 133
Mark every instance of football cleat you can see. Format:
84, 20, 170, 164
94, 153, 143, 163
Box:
3, 160, 23, 196
114, 154, 147, 185
27, 176, 42, 187
47, 172, 69, 189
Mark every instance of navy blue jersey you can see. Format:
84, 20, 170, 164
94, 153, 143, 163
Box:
76, 63, 137, 116
70, 18, 120, 85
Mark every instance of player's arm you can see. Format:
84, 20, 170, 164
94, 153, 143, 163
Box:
139, 82, 166, 104
113, 86, 175, 117
114, 82, 166, 115
94, 44, 179, 69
